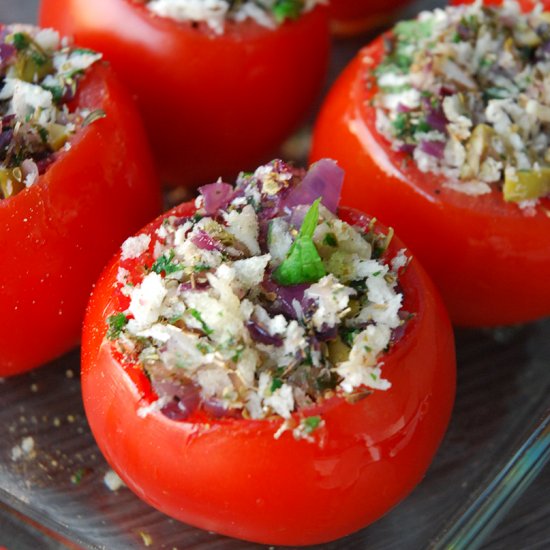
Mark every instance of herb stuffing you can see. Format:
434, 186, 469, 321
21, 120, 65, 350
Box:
140, 0, 327, 34
0, 25, 102, 199
109, 160, 410, 432
373, 0, 550, 207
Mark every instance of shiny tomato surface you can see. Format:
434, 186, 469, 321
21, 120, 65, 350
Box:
82, 200, 455, 545
39, 0, 330, 187
329, 0, 412, 36
311, 27, 550, 327
0, 63, 162, 377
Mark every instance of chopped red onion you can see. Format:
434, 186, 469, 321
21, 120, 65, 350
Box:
426, 110, 448, 134
315, 325, 338, 342
35, 156, 55, 175
0, 43, 15, 70
246, 320, 283, 347
179, 280, 209, 292
191, 229, 221, 251
0, 129, 13, 150
456, 23, 471, 41
288, 204, 310, 229
21, 159, 39, 187
280, 159, 344, 214
202, 398, 241, 419
263, 277, 308, 319
398, 143, 416, 155
420, 140, 446, 159
199, 181, 234, 215
439, 85, 456, 97
537, 40, 550, 59
390, 310, 412, 345
152, 378, 201, 421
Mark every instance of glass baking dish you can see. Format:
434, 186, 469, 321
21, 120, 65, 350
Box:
1, 322, 549, 550
1, 1, 549, 548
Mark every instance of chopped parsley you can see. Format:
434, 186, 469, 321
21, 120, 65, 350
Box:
151, 250, 181, 275
11, 32, 30, 51
302, 416, 322, 434
272, 0, 304, 23
189, 308, 213, 336
106, 313, 128, 340
323, 233, 337, 247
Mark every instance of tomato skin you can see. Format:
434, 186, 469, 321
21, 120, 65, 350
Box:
39, 0, 330, 187
329, 0, 413, 36
310, 33, 550, 327
82, 201, 455, 545
0, 63, 162, 377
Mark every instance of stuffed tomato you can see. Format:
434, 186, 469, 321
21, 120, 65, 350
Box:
82, 159, 455, 545
39, 0, 330, 187
0, 25, 161, 376
329, 0, 413, 36
311, 0, 550, 327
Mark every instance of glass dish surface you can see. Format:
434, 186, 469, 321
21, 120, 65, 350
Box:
1, 323, 549, 550
1, 1, 549, 549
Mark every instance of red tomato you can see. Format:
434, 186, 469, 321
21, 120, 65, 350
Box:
82, 200, 455, 545
39, 0, 330, 187
310, 31, 550, 327
329, 0, 413, 36
0, 62, 162, 377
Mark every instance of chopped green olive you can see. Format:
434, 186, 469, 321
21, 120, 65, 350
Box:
11, 33, 54, 82
0, 168, 25, 199
14, 52, 53, 82
47, 123, 71, 150
328, 336, 351, 364
461, 124, 494, 180
504, 167, 550, 202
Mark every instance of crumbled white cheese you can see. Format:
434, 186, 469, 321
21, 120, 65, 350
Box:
34, 28, 60, 51
104, 469, 126, 491
443, 180, 492, 196
268, 218, 293, 266
263, 379, 294, 419
197, 366, 234, 399
11, 436, 35, 461
232, 254, 270, 289
127, 272, 167, 329
121, 234, 151, 260
391, 249, 409, 272
147, 0, 229, 34
337, 325, 392, 393
254, 305, 288, 336
224, 204, 260, 256
305, 274, 355, 330
53, 50, 102, 76
137, 323, 183, 343
145, 0, 326, 34
137, 396, 171, 418
1, 79, 54, 125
